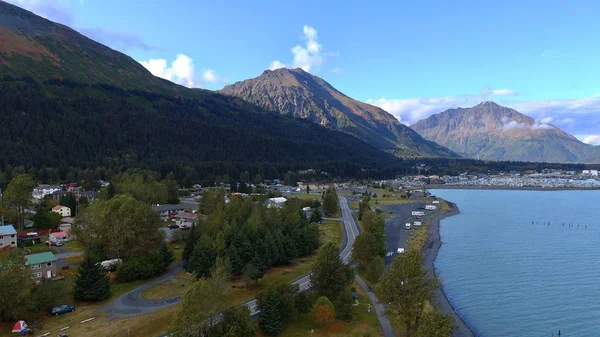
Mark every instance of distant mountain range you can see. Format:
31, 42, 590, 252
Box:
411, 101, 600, 163
219, 68, 457, 158
0, 1, 404, 180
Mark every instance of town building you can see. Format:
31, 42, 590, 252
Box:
25, 252, 57, 281
174, 211, 199, 228
265, 197, 287, 208
0, 225, 17, 251
52, 205, 72, 217
32, 185, 61, 200
49, 231, 70, 244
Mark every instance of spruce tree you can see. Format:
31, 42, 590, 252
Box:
160, 242, 175, 267
73, 257, 111, 302
258, 286, 283, 335
188, 234, 217, 278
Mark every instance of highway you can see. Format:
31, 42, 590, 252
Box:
245, 196, 358, 315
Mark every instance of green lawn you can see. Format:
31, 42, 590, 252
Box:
141, 272, 191, 300
256, 281, 383, 337
62, 240, 85, 251
289, 193, 322, 201
25, 244, 58, 254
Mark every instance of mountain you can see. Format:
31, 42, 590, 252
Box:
411, 101, 600, 163
219, 68, 457, 158
0, 1, 402, 182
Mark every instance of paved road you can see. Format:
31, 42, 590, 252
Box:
382, 203, 426, 265
102, 263, 184, 318
55, 251, 84, 259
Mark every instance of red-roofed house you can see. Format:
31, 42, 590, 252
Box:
49, 231, 70, 244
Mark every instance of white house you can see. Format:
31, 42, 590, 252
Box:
52, 205, 71, 217
32, 185, 61, 200
265, 197, 287, 208
174, 211, 198, 228
0, 225, 17, 251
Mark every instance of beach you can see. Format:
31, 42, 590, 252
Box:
423, 201, 476, 337
426, 184, 600, 191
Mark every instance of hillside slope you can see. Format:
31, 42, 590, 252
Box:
411, 101, 600, 163
0, 1, 401, 181
219, 68, 457, 158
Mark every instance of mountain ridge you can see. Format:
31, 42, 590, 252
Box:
219, 68, 457, 158
411, 101, 599, 163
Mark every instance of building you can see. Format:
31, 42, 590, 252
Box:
32, 185, 61, 200
0, 225, 17, 251
153, 204, 186, 221
52, 205, 72, 217
25, 252, 57, 281
174, 211, 199, 228
49, 231, 70, 244
265, 197, 287, 208
59, 217, 75, 234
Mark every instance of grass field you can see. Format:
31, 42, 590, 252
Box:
62, 240, 85, 251
141, 272, 191, 300
25, 244, 58, 254
256, 281, 383, 337
288, 193, 322, 201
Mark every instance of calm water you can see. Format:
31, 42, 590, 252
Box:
431, 189, 600, 337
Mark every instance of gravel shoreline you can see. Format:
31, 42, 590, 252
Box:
423, 201, 476, 337
427, 184, 600, 191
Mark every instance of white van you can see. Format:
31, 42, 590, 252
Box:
405, 223, 411, 230
397, 248, 405, 254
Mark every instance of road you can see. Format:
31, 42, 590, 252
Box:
382, 203, 426, 265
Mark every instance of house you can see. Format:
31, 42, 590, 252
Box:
25, 252, 57, 281
265, 197, 287, 208
0, 225, 17, 251
32, 185, 61, 200
174, 211, 198, 228
49, 231, 70, 244
153, 204, 186, 221
59, 217, 75, 234
52, 205, 71, 217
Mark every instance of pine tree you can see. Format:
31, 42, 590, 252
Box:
258, 286, 283, 335
160, 242, 175, 267
73, 257, 111, 302
182, 225, 200, 265
227, 246, 245, 275
188, 234, 218, 277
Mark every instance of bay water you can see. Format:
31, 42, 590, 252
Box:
431, 189, 600, 337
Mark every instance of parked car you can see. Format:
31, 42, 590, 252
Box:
180, 225, 191, 231
58, 334, 69, 337
50, 304, 76, 316
167, 224, 179, 229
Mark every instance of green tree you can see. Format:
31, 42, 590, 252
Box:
160, 242, 175, 267
32, 209, 62, 229
2, 174, 35, 229
0, 250, 34, 321
352, 211, 386, 271
358, 193, 371, 220
310, 242, 354, 300
257, 285, 283, 335
313, 296, 335, 328
415, 309, 455, 337
31, 280, 69, 312
171, 261, 229, 336
218, 306, 255, 337
243, 263, 261, 286
365, 255, 385, 284
73, 256, 111, 302
309, 209, 322, 223
73, 195, 164, 260
59, 192, 78, 216
187, 234, 218, 277
322, 187, 339, 216
378, 250, 438, 337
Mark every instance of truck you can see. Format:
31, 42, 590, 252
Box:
425, 205, 437, 211
397, 248, 405, 254
411, 211, 425, 218
405, 222, 412, 230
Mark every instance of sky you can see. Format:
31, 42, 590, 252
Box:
6, 0, 600, 144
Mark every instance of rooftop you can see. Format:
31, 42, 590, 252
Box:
25, 251, 57, 265
0, 225, 16, 235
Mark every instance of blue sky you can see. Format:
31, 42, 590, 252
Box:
7, 0, 600, 144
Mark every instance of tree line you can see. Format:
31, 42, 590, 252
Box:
183, 189, 321, 281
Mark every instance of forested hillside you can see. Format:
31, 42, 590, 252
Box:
0, 77, 401, 184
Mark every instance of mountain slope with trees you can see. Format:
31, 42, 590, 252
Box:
411, 101, 600, 163
219, 68, 457, 158
0, 1, 402, 182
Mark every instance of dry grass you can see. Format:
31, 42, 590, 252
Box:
141, 272, 191, 300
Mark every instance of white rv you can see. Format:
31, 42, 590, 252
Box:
413, 221, 422, 227
432, 200, 440, 204
425, 205, 437, 211
412, 211, 425, 218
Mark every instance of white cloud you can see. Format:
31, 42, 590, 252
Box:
202, 69, 228, 84
270, 25, 333, 72
140, 54, 197, 87
331, 67, 344, 74
492, 89, 518, 96
500, 117, 527, 130
269, 60, 286, 70
582, 135, 600, 145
